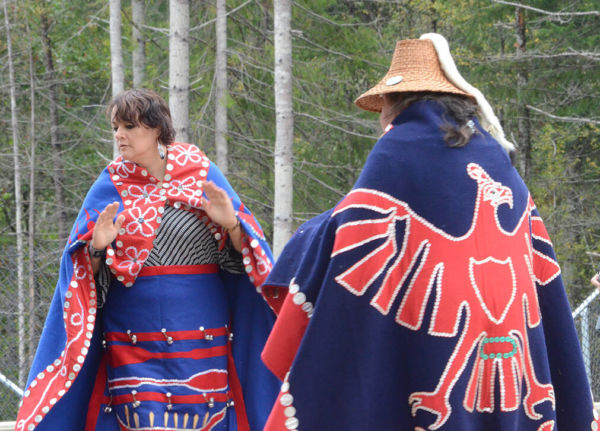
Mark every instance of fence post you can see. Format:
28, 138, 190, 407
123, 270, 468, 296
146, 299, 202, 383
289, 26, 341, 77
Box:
583, 307, 591, 385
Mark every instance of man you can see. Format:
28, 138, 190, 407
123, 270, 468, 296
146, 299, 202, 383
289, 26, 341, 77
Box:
261, 33, 599, 431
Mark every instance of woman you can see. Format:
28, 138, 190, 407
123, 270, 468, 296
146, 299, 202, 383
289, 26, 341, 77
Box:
17, 89, 283, 431
260, 34, 599, 430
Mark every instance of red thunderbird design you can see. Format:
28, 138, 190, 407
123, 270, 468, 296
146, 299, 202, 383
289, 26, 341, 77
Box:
331, 163, 560, 430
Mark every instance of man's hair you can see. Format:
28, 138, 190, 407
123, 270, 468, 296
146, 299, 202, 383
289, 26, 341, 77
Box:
386, 92, 479, 148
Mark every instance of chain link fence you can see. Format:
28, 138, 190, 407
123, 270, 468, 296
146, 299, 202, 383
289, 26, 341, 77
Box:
573, 290, 600, 402
0, 242, 60, 421
2, 247, 600, 421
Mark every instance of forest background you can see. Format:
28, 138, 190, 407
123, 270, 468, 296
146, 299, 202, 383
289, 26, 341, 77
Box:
0, 0, 599, 420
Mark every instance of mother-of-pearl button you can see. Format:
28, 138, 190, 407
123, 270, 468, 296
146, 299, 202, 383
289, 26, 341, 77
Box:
385, 75, 403, 86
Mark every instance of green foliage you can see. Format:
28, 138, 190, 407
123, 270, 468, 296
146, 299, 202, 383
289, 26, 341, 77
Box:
0, 0, 599, 417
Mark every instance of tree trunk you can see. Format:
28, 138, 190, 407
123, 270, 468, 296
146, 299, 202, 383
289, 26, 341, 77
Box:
215, 0, 228, 173
169, 0, 190, 142
273, 0, 294, 257
515, 7, 531, 181
132, 0, 146, 88
430, 0, 437, 32
110, 0, 125, 157
3, 0, 26, 387
25, 8, 37, 369
40, 13, 68, 244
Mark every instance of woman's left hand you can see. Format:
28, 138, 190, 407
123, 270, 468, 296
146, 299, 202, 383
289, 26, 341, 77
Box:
201, 181, 238, 232
592, 273, 600, 290
201, 181, 242, 252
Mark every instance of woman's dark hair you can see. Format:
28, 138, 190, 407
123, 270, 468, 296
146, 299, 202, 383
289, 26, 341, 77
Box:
386, 92, 479, 148
107, 89, 176, 146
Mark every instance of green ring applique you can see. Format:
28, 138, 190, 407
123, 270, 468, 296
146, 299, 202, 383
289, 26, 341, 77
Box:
479, 336, 518, 360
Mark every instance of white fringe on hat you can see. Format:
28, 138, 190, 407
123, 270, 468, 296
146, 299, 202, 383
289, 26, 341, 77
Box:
420, 33, 516, 155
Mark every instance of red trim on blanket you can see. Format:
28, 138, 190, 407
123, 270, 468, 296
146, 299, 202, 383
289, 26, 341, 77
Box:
107, 345, 228, 368
85, 353, 108, 431
78, 230, 93, 244
108, 370, 228, 393
263, 389, 288, 431
261, 285, 285, 315
105, 327, 227, 343
16, 247, 96, 431
227, 339, 250, 431
137, 264, 219, 277
261, 286, 310, 380
111, 391, 230, 405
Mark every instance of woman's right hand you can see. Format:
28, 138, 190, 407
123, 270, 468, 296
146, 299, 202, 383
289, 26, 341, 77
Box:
591, 273, 600, 290
91, 202, 125, 250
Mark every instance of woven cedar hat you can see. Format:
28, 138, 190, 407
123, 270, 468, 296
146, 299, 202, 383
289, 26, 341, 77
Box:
355, 33, 515, 154
355, 39, 471, 113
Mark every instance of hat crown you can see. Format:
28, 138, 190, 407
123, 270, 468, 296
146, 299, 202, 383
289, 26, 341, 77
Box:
387, 39, 443, 80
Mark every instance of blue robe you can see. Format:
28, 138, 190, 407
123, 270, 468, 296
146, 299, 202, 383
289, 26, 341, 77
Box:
262, 101, 598, 431
17, 143, 282, 431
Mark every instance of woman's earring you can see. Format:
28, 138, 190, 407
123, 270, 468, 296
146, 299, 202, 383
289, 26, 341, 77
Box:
466, 119, 476, 133
157, 140, 165, 160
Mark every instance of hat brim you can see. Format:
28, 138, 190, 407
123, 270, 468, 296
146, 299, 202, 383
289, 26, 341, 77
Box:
355, 78, 471, 113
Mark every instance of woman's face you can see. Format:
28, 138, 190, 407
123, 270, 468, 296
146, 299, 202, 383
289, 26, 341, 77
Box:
111, 108, 160, 165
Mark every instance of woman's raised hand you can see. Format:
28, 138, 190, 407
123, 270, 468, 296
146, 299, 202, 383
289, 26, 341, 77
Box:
592, 273, 600, 291
91, 202, 126, 250
201, 181, 238, 231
